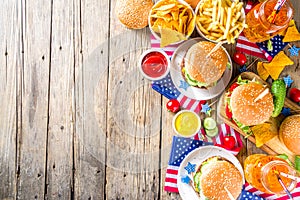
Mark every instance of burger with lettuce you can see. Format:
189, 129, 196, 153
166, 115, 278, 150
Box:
192, 156, 243, 200
182, 41, 228, 88
225, 77, 274, 135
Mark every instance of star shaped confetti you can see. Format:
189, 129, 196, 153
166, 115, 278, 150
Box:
288, 45, 300, 57
179, 80, 190, 91
283, 75, 294, 87
281, 107, 291, 117
181, 175, 191, 184
184, 162, 196, 174
239, 65, 247, 73
201, 102, 211, 114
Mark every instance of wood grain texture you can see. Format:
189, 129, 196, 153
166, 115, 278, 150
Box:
0, 0, 300, 199
0, 0, 20, 199
73, 0, 109, 199
45, 0, 75, 198
17, 0, 51, 199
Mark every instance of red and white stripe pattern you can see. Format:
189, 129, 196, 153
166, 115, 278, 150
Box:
244, 182, 300, 199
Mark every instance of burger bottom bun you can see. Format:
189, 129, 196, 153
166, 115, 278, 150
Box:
115, 0, 153, 29
200, 160, 243, 200
279, 115, 300, 154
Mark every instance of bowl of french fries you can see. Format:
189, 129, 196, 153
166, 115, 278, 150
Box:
195, 0, 246, 44
149, 0, 196, 47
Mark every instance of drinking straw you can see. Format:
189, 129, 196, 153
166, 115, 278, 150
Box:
274, 171, 294, 200
267, 0, 288, 23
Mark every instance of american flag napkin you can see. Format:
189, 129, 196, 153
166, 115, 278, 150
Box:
236, 1, 288, 61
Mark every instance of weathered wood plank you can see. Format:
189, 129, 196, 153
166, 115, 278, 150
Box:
45, 0, 75, 198
106, 1, 161, 198
74, 0, 109, 199
17, 0, 51, 199
0, 1, 20, 199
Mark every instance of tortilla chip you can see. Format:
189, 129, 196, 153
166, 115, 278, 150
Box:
283, 24, 300, 42
160, 27, 187, 47
262, 51, 294, 80
264, 64, 286, 80
251, 122, 277, 147
257, 62, 269, 80
267, 51, 294, 66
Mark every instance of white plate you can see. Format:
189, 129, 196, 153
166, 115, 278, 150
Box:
170, 38, 232, 100
177, 146, 245, 200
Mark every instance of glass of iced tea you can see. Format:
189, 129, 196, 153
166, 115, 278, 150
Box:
261, 160, 297, 195
243, 0, 294, 42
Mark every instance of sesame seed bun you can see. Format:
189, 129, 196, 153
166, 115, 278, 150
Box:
230, 82, 274, 126
279, 115, 300, 154
184, 41, 227, 86
200, 159, 243, 200
115, 0, 153, 29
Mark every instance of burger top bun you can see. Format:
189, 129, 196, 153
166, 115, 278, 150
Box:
115, 0, 154, 29
200, 160, 243, 200
184, 0, 200, 9
279, 115, 300, 154
184, 41, 227, 85
230, 82, 274, 126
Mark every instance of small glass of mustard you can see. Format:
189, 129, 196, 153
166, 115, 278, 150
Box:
172, 110, 201, 138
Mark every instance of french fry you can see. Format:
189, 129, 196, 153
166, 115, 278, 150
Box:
196, 0, 245, 43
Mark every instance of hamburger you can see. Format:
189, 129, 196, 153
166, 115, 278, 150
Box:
192, 156, 243, 200
225, 77, 274, 134
279, 115, 300, 154
182, 41, 228, 88
115, 0, 153, 29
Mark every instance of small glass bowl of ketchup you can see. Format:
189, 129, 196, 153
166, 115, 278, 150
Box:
139, 49, 170, 81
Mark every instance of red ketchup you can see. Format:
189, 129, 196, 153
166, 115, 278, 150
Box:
141, 51, 168, 78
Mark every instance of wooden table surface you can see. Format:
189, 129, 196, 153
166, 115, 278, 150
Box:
1, 0, 299, 199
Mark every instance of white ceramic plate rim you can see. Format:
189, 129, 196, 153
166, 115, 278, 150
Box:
177, 145, 245, 200
170, 38, 233, 100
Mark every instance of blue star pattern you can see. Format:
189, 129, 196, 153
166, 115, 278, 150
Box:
281, 107, 291, 117
152, 73, 180, 99
184, 162, 196, 174
257, 35, 288, 58
201, 103, 211, 114
239, 65, 247, 73
239, 190, 265, 200
179, 80, 190, 91
283, 75, 294, 87
181, 175, 191, 184
288, 45, 300, 57
168, 136, 212, 166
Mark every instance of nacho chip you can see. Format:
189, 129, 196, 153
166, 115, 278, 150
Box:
262, 51, 294, 80
257, 62, 269, 80
283, 24, 300, 42
266, 51, 294, 66
160, 27, 187, 47
264, 64, 286, 80
251, 122, 277, 147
